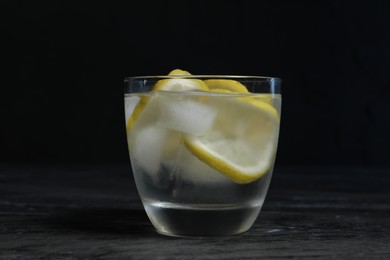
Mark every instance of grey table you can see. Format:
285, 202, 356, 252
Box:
0, 164, 389, 259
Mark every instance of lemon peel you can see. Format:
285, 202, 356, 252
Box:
205, 79, 249, 93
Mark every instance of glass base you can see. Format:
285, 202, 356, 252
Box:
144, 201, 262, 237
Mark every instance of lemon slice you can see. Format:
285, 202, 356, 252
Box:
154, 69, 208, 92
184, 97, 279, 184
205, 79, 249, 93
206, 79, 274, 105
168, 69, 191, 76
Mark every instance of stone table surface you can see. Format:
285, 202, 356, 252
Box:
0, 163, 389, 259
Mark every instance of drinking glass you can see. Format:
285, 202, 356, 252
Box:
124, 75, 281, 236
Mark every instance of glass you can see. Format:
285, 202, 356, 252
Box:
124, 75, 281, 236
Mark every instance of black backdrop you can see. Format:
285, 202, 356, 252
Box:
1, 1, 390, 166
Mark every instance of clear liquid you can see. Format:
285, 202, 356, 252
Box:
145, 201, 262, 236
125, 91, 281, 236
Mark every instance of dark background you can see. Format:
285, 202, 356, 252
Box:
1, 0, 390, 166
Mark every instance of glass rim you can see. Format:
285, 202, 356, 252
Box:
124, 75, 281, 82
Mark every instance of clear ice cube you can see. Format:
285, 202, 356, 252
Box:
156, 96, 217, 136
131, 125, 167, 176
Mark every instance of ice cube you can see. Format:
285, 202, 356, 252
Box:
157, 98, 217, 136
171, 146, 230, 183
131, 125, 167, 175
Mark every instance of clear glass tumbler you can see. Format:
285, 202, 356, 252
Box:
124, 75, 281, 236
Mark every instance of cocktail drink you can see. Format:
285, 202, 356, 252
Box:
124, 69, 281, 236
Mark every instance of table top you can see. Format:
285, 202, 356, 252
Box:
0, 163, 389, 259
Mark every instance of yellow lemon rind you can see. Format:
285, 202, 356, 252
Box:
183, 138, 271, 184
168, 69, 191, 76
205, 79, 249, 93
126, 96, 149, 131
